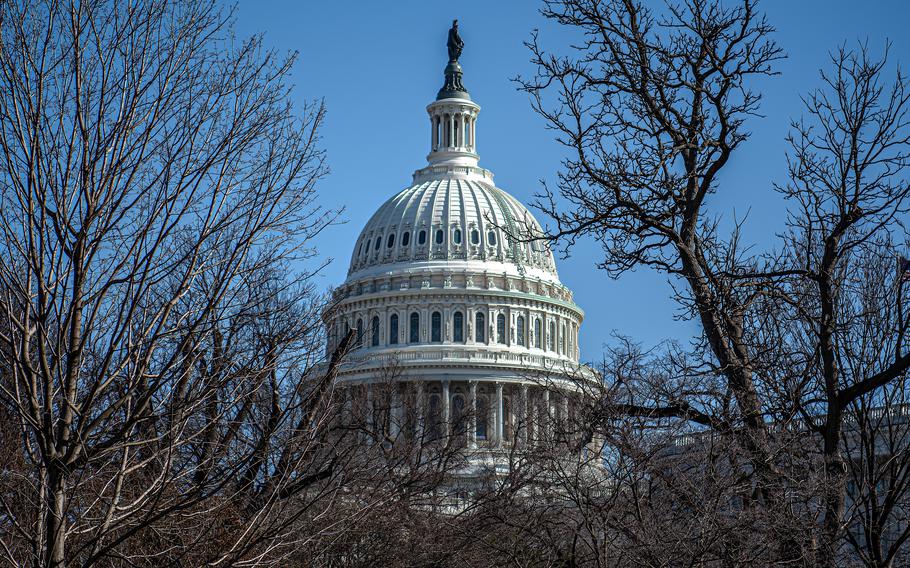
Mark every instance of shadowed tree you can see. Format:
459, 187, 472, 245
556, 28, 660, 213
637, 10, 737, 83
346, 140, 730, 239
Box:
517, 0, 910, 566
0, 1, 399, 566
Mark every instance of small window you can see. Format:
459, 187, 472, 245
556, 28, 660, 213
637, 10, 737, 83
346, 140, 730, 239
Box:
418, 230, 427, 245
475, 312, 485, 342
471, 229, 479, 245
390, 314, 399, 345
534, 318, 542, 349
401, 231, 410, 246
387, 233, 395, 248
548, 321, 556, 351
374, 236, 381, 251
356, 318, 364, 347
453, 228, 462, 244
435, 229, 444, 245
431, 311, 442, 343
488, 231, 497, 246
358, 241, 363, 256
453, 311, 464, 342
516, 315, 526, 347
371, 315, 380, 347
410, 312, 420, 343
496, 314, 506, 345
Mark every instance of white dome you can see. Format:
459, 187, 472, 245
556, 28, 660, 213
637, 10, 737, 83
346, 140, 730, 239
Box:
348, 178, 559, 283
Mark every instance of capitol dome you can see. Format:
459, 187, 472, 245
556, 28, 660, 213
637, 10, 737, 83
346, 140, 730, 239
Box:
348, 178, 559, 282
325, 23, 590, 470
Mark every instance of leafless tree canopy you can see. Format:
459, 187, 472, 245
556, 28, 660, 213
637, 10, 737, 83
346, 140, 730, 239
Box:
5, 1, 910, 567
0, 1, 404, 566
505, 0, 910, 566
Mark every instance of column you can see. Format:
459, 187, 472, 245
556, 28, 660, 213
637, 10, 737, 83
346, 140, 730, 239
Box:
496, 382, 504, 448
416, 381, 426, 440
449, 114, 455, 148
471, 116, 476, 151
542, 389, 550, 444
431, 115, 437, 150
390, 384, 402, 440
365, 384, 374, 444
468, 380, 478, 448
442, 380, 451, 437
521, 384, 529, 448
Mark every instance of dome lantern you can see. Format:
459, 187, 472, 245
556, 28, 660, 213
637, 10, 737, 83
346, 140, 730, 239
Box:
426, 20, 480, 170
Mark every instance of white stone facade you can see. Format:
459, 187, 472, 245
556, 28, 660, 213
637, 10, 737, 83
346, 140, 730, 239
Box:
324, 52, 592, 468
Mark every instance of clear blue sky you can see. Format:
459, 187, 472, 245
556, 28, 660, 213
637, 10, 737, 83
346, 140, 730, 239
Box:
231, 1, 910, 362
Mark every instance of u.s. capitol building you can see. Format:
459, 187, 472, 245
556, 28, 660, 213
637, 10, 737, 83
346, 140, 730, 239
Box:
324, 22, 592, 474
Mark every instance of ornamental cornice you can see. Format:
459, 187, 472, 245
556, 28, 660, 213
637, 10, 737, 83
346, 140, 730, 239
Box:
326, 287, 584, 321
334, 347, 597, 383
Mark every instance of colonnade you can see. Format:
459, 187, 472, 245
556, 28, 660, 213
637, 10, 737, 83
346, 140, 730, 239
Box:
343, 379, 576, 449
431, 110, 477, 153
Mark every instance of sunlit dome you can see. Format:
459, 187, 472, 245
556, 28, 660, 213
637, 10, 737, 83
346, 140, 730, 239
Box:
348, 178, 559, 283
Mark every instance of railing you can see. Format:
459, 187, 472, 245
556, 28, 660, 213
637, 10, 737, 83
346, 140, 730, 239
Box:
340, 347, 595, 378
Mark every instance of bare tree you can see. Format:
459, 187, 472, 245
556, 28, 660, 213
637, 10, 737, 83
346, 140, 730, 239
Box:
0, 1, 410, 566
518, 1, 910, 566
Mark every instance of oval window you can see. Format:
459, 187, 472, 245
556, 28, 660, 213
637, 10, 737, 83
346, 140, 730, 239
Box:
374, 236, 381, 250
401, 231, 410, 246
453, 228, 462, 244
435, 229, 444, 244
387, 233, 395, 248
487, 231, 497, 246
418, 230, 427, 245
471, 229, 479, 245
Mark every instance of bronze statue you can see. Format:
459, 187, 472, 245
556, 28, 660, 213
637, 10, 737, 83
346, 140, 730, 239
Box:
447, 20, 464, 62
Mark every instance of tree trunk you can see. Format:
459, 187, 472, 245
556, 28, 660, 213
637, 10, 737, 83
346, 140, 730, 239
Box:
45, 467, 66, 568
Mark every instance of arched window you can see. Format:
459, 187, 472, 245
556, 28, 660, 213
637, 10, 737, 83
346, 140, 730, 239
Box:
389, 313, 399, 345
435, 229, 444, 245
560, 323, 566, 354
418, 230, 427, 245
386, 233, 395, 248
357, 241, 363, 256
471, 229, 479, 245
496, 313, 506, 345
431, 311, 442, 343
454, 116, 460, 146
371, 316, 380, 347
409, 312, 420, 343
487, 230, 497, 246
374, 236, 381, 251
476, 395, 489, 440
453, 228, 462, 244
548, 321, 556, 351
516, 315, 526, 346
453, 311, 464, 342
401, 231, 410, 246
465, 119, 471, 147
475, 312, 485, 343
534, 318, 542, 349
356, 318, 364, 347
